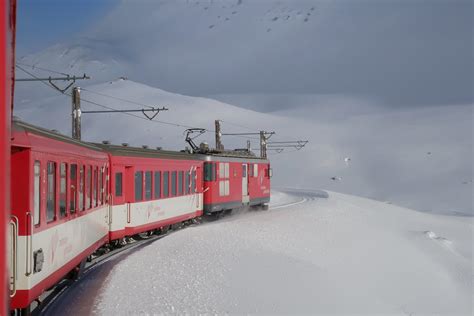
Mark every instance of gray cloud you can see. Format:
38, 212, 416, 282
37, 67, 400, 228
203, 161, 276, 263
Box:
21, 0, 473, 109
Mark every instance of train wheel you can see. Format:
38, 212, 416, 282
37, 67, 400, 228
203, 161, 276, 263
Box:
11, 306, 31, 316
70, 259, 87, 281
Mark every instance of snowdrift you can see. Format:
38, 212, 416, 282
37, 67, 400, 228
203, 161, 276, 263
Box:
47, 190, 473, 315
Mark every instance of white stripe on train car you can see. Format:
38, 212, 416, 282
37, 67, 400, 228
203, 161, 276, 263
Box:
13, 205, 109, 291
110, 193, 203, 236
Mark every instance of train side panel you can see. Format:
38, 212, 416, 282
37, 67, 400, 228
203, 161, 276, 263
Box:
10, 128, 109, 309
109, 155, 203, 240
203, 158, 270, 214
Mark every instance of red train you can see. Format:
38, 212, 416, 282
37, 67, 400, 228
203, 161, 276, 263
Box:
8, 118, 271, 314
2, 0, 16, 315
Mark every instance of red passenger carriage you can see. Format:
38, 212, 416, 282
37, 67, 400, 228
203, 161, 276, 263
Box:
9, 120, 110, 312
95, 144, 204, 242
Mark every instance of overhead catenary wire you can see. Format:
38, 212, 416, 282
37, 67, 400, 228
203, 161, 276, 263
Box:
16, 66, 309, 153
16, 61, 70, 76
17, 64, 300, 150
81, 87, 156, 109
16, 65, 263, 142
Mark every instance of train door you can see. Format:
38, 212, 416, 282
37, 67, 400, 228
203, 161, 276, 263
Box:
242, 164, 249, 204
124, 166, 134, 225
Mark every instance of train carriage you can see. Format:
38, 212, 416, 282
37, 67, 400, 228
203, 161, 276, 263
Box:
202, 155, 271, 215
9, 119, 110, 311
95, 144, 204, 242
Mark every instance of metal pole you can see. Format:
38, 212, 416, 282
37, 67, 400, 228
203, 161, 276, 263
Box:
247, 140, 251, 152
72, 87, 81, 140
215, 119, 223, 151
260, 131, 267, 159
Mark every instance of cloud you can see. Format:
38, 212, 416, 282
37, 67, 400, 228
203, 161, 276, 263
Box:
20, 0, 473, 108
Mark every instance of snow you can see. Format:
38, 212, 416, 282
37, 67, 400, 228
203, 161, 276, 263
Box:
47, 190, 473, 315
13, 78, 473, 216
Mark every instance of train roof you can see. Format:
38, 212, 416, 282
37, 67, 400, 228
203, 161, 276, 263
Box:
12, 119, 269, 163
12, 118, 105, 152
93, 143, 269, 163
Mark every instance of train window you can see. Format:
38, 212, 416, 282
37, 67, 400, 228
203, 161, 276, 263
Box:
93, 167, 98, 207
33, 161, 41, 225
178, 171, 184, 195
191, 170, 196, 193
171, 171, 177, 196
204, 162, 215, 182
105, 167, 109, 202
249, 164, 254, 177
254, 164, 258, 177
86, 166, 92, 209
145, 171, 152, 200
154, 171, 161, 199
115, 172, 123, 197
242, 164, 247, 177
46, 162, 56, 222
99, 167, 103, 205
135, 171, 143, 201
70, 164, 77, 214
79, 166, 84, 211
219, 162, 225, 179
59, 163, 67, 218
163, 171, 169, 197
185, 171, 190, 194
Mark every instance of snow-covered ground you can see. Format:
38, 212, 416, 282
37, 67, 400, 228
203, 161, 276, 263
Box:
45, 190, 473, 315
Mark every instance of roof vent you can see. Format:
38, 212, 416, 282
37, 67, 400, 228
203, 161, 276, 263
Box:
122, 143, 129, 147
142, 145, 149, 149
51, 129, 59, 133
102, 140, 110, 145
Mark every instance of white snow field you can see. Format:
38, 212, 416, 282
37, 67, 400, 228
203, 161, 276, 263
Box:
46, 189, 473, 315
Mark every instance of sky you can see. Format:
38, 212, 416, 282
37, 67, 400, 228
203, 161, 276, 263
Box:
17, 0, 116, 55
17, 0, 473, 109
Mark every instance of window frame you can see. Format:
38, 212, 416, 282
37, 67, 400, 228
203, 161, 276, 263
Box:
33, 161, 41, 226
171, 171, 177, 196
46, 161, 56, 223
154, 171, 161, 199
115, 172, 123, 197
59, 162, 67, 218
145, 171, 152, 200
135, 171, 144, 202
163, 171, 169, 197
69, 164, 77, 214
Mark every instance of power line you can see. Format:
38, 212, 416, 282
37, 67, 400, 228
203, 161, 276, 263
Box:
81, 87, 156, 109
219, 119, 259, 132
16, 61, 69, 76
16, 65, 275, 142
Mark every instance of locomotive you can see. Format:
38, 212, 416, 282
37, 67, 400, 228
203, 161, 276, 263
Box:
8, 118, 271, 314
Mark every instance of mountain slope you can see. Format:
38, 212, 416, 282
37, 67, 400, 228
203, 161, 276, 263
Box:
14, 79, 474, 215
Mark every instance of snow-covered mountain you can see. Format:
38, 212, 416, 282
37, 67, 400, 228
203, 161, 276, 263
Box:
18, 0, 325, 94
14, 0, 473, 215
43, 189, 474, 315
14, 79, 473, 216
18, 0, 471, 107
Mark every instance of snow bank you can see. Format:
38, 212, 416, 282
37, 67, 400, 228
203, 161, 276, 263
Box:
78, 190, 472, 315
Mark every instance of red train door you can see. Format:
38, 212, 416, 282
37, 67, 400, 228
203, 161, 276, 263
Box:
124, 166, 134, 224
242, 164, 249, 204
